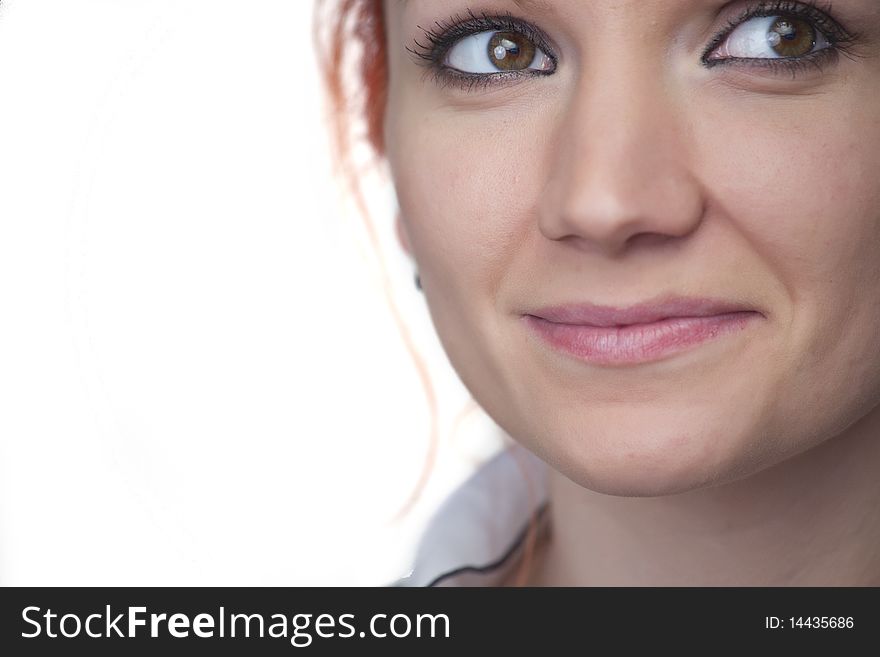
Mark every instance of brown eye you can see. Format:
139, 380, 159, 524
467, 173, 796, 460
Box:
767, 17, 816, 57
488, 31, 536, 71
707, 14, 832, 62
445, 30, 554, 75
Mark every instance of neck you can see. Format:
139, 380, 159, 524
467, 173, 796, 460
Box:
529, 410, 880, 586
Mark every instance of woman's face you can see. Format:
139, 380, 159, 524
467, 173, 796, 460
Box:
382, 0, 880, 496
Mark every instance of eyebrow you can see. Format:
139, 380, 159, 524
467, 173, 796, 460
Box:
511, 0, 554, 10
520, 0, 555, 10
401, 0, 555, 12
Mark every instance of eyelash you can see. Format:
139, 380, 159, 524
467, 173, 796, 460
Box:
406, 1, 866, 93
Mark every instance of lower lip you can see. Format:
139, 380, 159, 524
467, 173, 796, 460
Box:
522, 312, 761, 366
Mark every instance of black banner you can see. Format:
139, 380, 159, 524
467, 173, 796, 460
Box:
1, 587, 876, 654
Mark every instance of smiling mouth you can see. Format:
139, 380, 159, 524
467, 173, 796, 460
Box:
521, 307, 763, 366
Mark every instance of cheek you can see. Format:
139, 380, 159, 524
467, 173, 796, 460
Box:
389, 108, 544, 296
694, 96, 880, 297
387, 104, 553, 423
694, 93, 880, 450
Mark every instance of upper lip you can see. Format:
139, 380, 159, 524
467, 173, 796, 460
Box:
526, 295, 760, 327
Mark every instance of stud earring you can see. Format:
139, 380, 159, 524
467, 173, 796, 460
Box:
414, 272, 422, 291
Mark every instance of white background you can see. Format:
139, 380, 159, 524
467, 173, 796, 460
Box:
0, 0, 503, 585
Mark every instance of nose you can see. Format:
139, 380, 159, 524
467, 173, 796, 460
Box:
538, 56, 705, 257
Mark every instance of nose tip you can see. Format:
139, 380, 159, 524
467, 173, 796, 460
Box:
540, 170, 706, 256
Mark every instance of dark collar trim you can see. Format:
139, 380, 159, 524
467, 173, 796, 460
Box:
426, 501, 550, 587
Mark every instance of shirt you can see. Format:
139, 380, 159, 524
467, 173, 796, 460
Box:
392, 443, 550, 587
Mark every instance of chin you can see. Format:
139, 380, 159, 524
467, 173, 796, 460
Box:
554, 458, 722, 498
534, 420, 761, 498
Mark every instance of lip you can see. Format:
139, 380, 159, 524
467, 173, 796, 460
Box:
522, 296, 763, 366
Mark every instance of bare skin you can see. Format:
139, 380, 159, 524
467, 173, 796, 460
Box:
382, 0, 880, 585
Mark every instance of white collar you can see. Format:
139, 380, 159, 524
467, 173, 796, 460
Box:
394, 444, 549, 587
